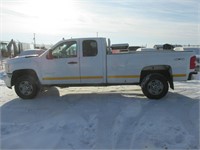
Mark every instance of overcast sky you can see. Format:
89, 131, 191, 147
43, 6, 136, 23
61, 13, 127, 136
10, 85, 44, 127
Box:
1, 0, 200, 47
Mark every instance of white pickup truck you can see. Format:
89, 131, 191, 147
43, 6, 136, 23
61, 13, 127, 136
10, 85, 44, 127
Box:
4, 37, 197, 99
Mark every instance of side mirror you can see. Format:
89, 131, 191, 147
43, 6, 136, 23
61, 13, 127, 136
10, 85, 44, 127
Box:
46, 50, 53, 59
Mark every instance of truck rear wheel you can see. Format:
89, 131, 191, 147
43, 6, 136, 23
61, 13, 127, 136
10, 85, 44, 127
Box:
15, 75, 38, 99
141, 73, 169, 99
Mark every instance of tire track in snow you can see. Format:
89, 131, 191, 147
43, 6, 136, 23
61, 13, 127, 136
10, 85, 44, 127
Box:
111, 100, 145, 149
94, 95, 123, 149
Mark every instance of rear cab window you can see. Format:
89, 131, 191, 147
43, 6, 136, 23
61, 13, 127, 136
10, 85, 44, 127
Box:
82, 40, 98, 57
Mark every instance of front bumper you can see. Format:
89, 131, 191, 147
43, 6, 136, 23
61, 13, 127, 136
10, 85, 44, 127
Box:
4, 73, 12, 88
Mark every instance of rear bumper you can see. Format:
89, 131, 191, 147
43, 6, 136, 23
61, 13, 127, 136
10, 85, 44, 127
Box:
188, 71, 198, 80
4, 73, 12, 88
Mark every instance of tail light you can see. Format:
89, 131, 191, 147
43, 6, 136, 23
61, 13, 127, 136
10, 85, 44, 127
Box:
190, 56, 196, 69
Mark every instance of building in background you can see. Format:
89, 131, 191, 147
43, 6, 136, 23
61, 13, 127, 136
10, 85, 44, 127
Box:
0, 40, 52, 57
154, 44, 200, 51
154, 44, 182, 51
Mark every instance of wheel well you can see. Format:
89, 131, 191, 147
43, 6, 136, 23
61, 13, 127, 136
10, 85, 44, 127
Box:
140, 65, 174, 89
11, 69, 40, 86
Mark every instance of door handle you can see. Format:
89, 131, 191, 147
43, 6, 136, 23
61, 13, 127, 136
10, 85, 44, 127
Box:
174, 58, 185, 61
68, 61, 78, 64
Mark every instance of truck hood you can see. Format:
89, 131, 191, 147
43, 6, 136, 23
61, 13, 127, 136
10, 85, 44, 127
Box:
5, 55, 40, 73
14, 54, 39, 58
6, 54, 39, 64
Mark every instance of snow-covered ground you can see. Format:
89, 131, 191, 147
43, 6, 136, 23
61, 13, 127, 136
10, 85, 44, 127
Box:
0, 69, 199, 149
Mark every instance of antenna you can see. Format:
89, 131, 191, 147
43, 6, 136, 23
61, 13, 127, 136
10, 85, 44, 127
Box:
33, 33, 36, 48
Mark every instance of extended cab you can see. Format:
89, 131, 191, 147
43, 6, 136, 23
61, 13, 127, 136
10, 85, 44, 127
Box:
4, 37, 197, 99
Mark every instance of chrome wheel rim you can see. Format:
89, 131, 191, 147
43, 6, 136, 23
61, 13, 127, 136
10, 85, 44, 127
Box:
147, 80, 164, 95
19, 81, 33, 96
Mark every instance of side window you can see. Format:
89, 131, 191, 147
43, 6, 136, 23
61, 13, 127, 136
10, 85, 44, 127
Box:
52, 41, 77, 58
83, 40, 98, 57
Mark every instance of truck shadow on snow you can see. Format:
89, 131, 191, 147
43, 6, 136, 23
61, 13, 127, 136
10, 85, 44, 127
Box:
1, 87, 199, 149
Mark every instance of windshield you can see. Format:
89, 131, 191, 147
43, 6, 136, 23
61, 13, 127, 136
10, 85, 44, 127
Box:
51, 41, 77, 58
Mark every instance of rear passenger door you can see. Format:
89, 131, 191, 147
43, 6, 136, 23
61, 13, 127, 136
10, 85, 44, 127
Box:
79, 39, 104, 84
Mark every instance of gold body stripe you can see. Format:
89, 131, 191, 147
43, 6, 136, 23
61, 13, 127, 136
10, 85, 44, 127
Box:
108, 75, 140, 79
43, 74, 186, 81
43, 76, 103, 80
43, 77, 79, 80
81, 76, 103, 79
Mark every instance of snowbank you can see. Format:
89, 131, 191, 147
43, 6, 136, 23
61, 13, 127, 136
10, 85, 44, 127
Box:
0, 70, 199, 149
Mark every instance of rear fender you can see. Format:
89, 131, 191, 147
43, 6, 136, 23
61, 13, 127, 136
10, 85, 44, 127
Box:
140, 65, 174, 89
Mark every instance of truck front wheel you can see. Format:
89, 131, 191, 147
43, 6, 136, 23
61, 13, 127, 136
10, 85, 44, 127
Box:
14, 76, 38, 99
141, 73, 169, 99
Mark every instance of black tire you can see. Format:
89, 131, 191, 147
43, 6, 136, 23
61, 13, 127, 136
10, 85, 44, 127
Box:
141, 73, 169, 99
14, 75, 38, 99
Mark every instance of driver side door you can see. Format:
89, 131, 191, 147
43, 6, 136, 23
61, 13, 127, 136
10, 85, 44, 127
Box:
41, 40, 80, 85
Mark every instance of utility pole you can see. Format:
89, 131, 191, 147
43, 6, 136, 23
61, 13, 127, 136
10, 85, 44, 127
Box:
96, 32, 98, 37
33, 33, 36, 48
